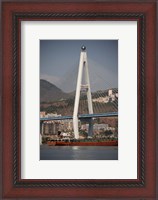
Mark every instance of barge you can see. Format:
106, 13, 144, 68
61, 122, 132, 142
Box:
47, 140, 118, 146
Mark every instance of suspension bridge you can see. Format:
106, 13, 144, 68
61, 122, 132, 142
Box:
40, 46, 118, 139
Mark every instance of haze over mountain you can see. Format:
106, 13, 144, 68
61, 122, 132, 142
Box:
40, 79, 118, 104
40, 79, 72, 102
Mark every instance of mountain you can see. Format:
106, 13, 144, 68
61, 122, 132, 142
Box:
40, 79, 118, 103
40, 79, 71, 102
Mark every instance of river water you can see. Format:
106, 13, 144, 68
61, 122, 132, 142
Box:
40, 145, 118, 160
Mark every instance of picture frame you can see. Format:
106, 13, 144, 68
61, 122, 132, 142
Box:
1, 1, 157, 199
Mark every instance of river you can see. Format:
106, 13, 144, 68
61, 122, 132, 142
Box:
40, 145, 118, 160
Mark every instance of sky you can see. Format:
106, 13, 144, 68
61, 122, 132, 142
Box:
40, 40, 118, 93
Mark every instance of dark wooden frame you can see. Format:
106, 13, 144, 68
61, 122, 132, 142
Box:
1, 1, 157, 199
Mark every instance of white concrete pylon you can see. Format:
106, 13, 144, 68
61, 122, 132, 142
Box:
73, 46, 93, 139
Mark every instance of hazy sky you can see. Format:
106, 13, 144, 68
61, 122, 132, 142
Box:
40, 40, 118, 93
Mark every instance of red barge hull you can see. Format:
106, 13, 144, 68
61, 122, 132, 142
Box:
47, 140, 118, 146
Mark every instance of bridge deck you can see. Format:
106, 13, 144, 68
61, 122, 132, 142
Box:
40, 112, 118, 121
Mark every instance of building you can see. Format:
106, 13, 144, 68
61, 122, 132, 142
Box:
41, 121, 59, 135
108, 89, 113, 96
46, 113, 61, 118
81, 123, 109, 132
93, 123, 109, 131
92, 96, 109, 103
40, 111, 46, 118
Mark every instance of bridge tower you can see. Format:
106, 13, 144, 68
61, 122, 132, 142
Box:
73, 46, 93, 139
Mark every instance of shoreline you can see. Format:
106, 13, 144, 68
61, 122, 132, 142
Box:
47, 140, 118, 146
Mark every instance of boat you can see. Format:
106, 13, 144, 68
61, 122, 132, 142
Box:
47, 140, 118, 146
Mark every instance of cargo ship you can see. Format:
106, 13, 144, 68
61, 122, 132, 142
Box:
47, 140, 118, 146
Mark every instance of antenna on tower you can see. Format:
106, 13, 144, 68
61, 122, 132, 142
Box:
73, 46, 93, 139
